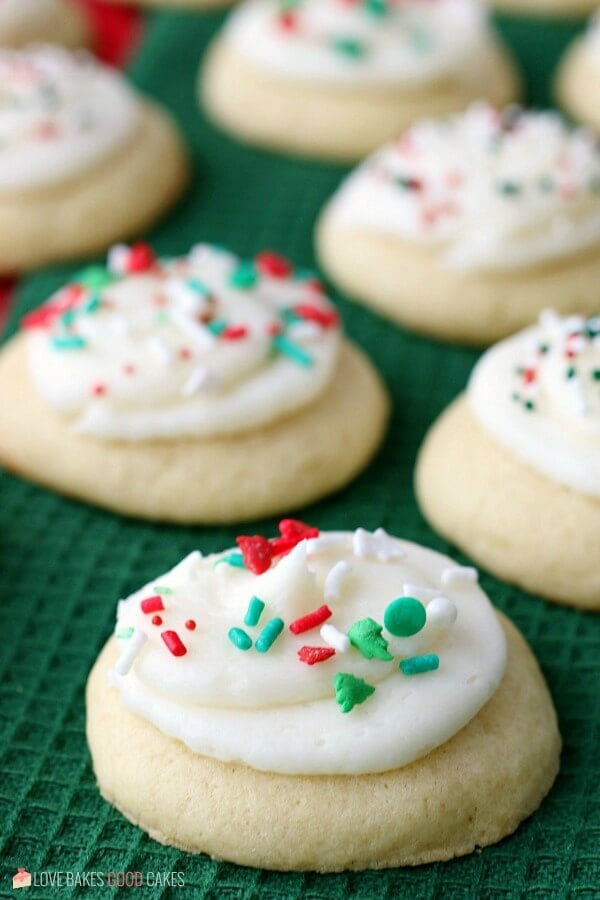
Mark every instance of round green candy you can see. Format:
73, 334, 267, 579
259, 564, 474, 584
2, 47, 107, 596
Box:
383, 597, 426, 637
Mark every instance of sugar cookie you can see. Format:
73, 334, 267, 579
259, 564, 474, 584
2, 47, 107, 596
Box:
317, 104, 600, 345
87, 524, 560, 870
557, 13, 600, 131
0, 0, 89, 48
416, 312, 600, 609
201, 0, 519, 162
0, 244, 389, 523
0, 47, 188, 273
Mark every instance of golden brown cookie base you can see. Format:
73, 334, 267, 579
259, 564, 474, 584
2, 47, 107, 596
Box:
0, 338, 389, 523
86, 616, 560, 871
416, 396, 600, 609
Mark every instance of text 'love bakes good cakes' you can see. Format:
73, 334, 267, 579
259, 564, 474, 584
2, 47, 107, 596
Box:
318, 104, 600, 344
416, 311, 600, 609
0, 243, 388, 522
0, 46, 188, 272
557, 12, 600, 133
0, 0, 89, 49
86, 522, 560, 871
201, 0, 519, 162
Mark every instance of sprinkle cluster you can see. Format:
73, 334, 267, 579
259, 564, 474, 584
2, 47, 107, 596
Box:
115, 523, 476, 716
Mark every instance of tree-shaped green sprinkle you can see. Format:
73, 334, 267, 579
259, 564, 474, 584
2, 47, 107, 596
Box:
334, 673, 375, 714
348, 617, 393, 661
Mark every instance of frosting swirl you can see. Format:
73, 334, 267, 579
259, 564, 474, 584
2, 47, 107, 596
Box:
22, 243, 341, 441
225, 0, 489, 87
469, 311, 600, 496
109, 524, 507, 776
326, 104, 600, 272
0, 46, 139, 191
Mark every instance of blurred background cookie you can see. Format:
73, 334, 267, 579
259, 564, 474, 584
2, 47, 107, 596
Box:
556, 11, 600, 130
0, 0, 90, 49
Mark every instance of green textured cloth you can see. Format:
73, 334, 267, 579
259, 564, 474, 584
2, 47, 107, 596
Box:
1, 9, 599, 899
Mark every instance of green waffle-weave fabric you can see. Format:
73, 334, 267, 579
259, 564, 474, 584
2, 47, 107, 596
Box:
0, 8, 599, 899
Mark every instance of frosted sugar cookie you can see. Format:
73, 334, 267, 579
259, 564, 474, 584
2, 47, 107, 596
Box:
317, 104, 600, 345
492, 0, 596, 18
201, 0, 519, 162
0, 243, 388, 522
87, 523, 560, 870
0, 0, 89, 48
0, 46, 188, 273
557, 12, 600, 131
416, 312, 600, 609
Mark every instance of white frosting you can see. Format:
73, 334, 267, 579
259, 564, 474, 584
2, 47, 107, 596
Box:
0, 46, 139, 190
326, 104, 600, 272
469, 311, 600, 496
109, 528, 507, 776
0, 0, 59, 31
23, 243, 341, 441
225, 0, 492, 87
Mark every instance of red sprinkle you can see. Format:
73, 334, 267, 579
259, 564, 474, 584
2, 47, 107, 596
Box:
298, 646, 336, 666
140, 595, 164, 614
222, 325, 248, 341
127, 243, 155, 274
255, 251, 292, 279
236, 535, 273, 574
271, 519, 320, 557
293, 304, 339, 329
151, 615, 163, 626
289, 605, 332, 635
276, 11, 298, 32
91, 383, 107, 397
185, 619, 196, 631
21, 285, 84, 330
161, 630, 187, 657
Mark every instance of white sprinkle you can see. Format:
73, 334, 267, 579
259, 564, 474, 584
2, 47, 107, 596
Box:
114, 628, 147, 676
320, 624, 350, 653
164, 278, 209, 315
170, 308, 216, 350
324, 561, 351, 602
426, 596, 457, 629
107, 243, 129, 275
352, 527, 405, 561
403, 583, 439, 601
146, 336, 173, 366
181, 366, 220, 397
288, 322, 322, 341
441, 565, 479, 586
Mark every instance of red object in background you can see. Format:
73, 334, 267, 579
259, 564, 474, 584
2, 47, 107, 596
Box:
0, 0, 142, 335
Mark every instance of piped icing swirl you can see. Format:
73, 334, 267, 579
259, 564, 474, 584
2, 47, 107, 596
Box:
225, 0, 490, 87
22, 243, 341, 441
0, 46, 139, 191
109, 522, 507, 776
469, 311, 600, 496
326, 104, 600, 272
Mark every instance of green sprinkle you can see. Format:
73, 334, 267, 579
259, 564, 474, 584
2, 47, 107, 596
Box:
153, 584, 174, 595
331, 36, 367, 58
384, 597, 426, 637
229, 262, 258, 290
280, 307, 303, 326
334, 672, 375, 714
187, 278, 211, 297
61, 309, 76, 327
244, 595, 265, 628
364, 0, 388, 17
51, 335, 87, 350
348, 617, 393, 661
215, 551, 245, 568
75, 266, 115, 289
497, 180, 521, 197
591, 368, 600, 381
511, 392, 520, 403
207, 318, 228, 336
538, 176, 554, 193
524, 399, 536, 411
84, 295, 102, 315
228, 627, 252, 651
255, 617, 284, 653
116, 626, 134, 639
538, 343, 550, 354
566, 365, 577, 380
399, 653, 440, 676
272, 334, 314, 367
